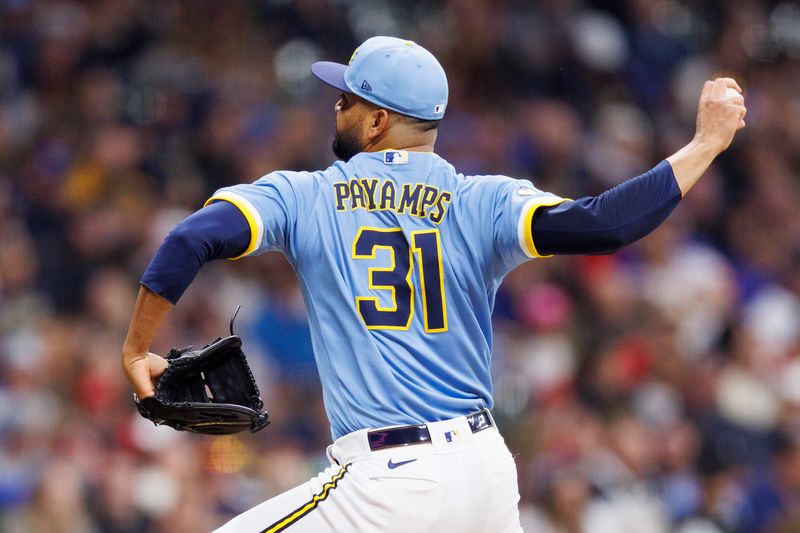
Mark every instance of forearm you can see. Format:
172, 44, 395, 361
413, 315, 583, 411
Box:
121, 286, 173, 399
122, 286, 174, 356
665, 138, 720, 197
122, 201, 250, 398
128, 202, 249, 351
533, 160, 682, 255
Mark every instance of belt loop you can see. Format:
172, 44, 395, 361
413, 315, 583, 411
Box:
467, 409, 493, 432
325, 444, 339, 465
332, 428, 373, 464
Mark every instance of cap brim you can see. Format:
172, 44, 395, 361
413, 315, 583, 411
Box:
311, 61, 350, 93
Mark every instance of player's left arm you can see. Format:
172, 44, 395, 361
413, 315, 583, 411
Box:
121, 202, 251, 399
121, 287, 173, 400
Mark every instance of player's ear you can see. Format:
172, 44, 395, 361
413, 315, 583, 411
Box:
366, 108, 390, 139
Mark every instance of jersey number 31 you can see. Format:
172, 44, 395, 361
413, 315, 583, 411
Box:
352, 227, 447, 332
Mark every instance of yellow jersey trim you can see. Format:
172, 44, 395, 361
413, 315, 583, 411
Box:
261, 464, 350, 533
204, 192, 264, 260
517, 197, 570, 258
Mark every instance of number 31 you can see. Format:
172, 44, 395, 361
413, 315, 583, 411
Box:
352, 227, 447, 332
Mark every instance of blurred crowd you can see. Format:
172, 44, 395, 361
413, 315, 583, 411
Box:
2, 0, 800, 531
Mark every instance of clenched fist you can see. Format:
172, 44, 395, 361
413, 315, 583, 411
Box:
694, 77, 747, 155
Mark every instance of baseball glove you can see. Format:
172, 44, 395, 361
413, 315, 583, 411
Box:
134, 313, 269, 435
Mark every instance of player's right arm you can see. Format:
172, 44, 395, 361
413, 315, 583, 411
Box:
666, 77, 746, 195
528, 77, 746, 256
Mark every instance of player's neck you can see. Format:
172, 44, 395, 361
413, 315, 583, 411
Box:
363, 130, 437, 154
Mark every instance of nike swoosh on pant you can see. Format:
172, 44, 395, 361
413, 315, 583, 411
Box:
387, 458, 417, 469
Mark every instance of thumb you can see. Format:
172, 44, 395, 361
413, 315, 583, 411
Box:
122, 353, 159, 399
148, 352, 168, 380
131, 371, 156, 400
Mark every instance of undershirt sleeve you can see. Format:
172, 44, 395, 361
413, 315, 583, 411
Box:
140, 201, 251, 304
532, 160, 682, 255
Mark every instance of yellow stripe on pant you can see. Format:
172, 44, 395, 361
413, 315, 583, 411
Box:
261, 464, 350, 533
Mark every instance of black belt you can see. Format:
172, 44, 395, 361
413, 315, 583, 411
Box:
367, 409, 494, 451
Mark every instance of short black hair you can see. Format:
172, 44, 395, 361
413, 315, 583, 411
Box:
358, 96, 441, 131
399, 114, 441, 132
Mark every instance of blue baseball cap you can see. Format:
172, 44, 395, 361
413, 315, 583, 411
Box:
311, 36, 448, 121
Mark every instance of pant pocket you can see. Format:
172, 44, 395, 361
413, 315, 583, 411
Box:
369, 474, 438, 494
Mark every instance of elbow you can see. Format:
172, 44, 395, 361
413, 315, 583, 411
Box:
593, 236, 625, 254
164, 223, 211, 260
594, 227, 644, 253
164, 224, 195, 252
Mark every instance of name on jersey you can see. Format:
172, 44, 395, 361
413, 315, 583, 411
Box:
333, 179, 452, 223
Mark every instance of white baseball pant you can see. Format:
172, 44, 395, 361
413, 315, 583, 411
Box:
214, 413, 523, 532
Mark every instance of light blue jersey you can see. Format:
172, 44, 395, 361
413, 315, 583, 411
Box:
207, 151, 564, 439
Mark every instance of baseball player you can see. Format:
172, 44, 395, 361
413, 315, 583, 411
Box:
121, 36, 746, 532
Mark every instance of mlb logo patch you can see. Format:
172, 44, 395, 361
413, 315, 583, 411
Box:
383, 150, 408, 165
444, 429, 459, 443
434, 103, 446, 114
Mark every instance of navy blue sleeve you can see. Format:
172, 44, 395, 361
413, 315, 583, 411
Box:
140, 201, 251, 304
532, 160, 682, 255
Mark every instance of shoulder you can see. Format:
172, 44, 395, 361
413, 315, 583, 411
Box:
255, 168, 328, 186
249, 167, 341, 200
458, 173, 536, 196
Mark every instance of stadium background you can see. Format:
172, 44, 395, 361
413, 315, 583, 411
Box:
1, 0, 800, 531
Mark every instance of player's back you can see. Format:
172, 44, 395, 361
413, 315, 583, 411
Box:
210, 150, 562, 438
